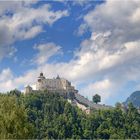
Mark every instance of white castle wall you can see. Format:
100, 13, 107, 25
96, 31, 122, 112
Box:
35, 73, 77, 95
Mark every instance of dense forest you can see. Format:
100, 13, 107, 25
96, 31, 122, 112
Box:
0, 90, 140, 139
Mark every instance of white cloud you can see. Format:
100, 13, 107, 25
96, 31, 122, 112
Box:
0, 68, 38, 92
72, 0, 89, 6
0, 1, 33, 15
0, 1, 69, 61
19, 25, 43, 40
77, 23, 88, 36
80, 79, 114, 103
0, 68, 15, 92
75, 0, 140, 102
83, 0, 140, 43
0, 68, 13, 82
33, 43, 63, 65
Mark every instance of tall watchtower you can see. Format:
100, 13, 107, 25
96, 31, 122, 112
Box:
36, 72, 47, 90
38, 72, 46, 81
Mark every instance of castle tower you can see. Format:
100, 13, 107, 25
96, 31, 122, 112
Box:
56, 74, 60, 79
36, 72, 47, 90
38, 72, 46, 80
25, 85, 33, 94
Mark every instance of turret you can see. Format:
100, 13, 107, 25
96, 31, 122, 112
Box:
36, 72, 47, 90
25, 85, 32, 94
38, 72, 46, 81
56, 74, 60, 79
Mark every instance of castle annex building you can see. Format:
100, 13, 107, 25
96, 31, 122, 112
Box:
25, 73, 78, 97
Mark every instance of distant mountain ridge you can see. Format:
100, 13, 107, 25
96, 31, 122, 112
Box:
124, 91, 140, 108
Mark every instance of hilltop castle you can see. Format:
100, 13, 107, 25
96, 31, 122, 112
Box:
25, 73, 78, 99
25, 73, 112, 114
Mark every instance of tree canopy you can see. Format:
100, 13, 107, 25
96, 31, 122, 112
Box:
92, 94, 101, 104
0, 91, 140, 139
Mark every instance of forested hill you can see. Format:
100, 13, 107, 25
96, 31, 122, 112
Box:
0, 90, 140, 139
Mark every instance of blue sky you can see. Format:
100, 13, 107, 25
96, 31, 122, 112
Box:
0, 0, 140, 105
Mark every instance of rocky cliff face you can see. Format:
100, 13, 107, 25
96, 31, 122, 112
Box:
124, 91, 140, 108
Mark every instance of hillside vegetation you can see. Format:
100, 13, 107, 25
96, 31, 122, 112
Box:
0, 90, 140, 139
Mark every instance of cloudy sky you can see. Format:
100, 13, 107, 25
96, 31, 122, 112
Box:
0, 0, 140, 105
